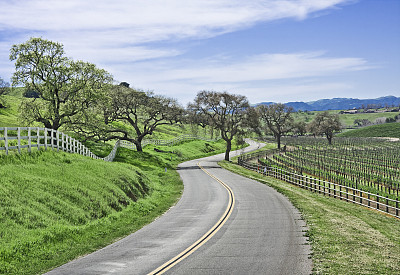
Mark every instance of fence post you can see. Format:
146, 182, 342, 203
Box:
386, 196, 389, 214
44, 128, 48, 150
51, 129, 55, 150
17, 127, 21, 154
56, 131, 60, 152
37, 127, 40, 150
334, 183, 336, 198
396, 198, 399, 217
318, 179, 321, 194
4, 127, 8, 155
61, 133, 64, 152
328, 182, 330, 197
377, 193, 379, 210
28, 127, 32, 153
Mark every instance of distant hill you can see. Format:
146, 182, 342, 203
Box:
338, 122, 400, 139
257, 95, 400, 111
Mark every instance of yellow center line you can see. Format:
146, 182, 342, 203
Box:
148, 161, 235, 275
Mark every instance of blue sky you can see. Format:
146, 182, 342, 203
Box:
0, 0, 399, 104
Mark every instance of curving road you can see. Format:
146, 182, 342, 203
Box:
47, 140, 311, 274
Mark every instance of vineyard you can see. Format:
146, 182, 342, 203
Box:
239, 136, 400, 217
264, 137, 400, 199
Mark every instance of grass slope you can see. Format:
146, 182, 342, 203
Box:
0, 138, 229, 274
0, 95, 22, 127
220, 158, 400, 274
338, 122, 400, 138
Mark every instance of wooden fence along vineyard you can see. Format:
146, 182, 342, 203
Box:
238, 137, 400, 219
0, 127, 216, 161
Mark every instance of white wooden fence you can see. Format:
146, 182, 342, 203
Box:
0, 127, 218, 162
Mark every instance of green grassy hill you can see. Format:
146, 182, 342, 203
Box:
338, 122, 400, 138
0, 137, 228, 274
0, 150, 154, 274
0, 94, 22, 127
294, 110, 400, 127
0, 91, 233, 274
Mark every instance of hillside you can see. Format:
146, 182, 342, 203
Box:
0, 94, 22, 127
258, 95, 400, 111
0, 149, 153, 274
0, 91, 232, 274
338, 122, 400, 138
0, 136, 229, 274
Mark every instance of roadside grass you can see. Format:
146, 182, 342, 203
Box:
0, 137, 230, 275
0, 149, 157, 274
338, 122, 400, 138
219, 159, 400, 275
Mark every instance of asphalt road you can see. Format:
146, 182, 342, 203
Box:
47, 140, 311, 275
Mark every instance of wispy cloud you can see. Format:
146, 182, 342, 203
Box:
0, 0, 365, 103
139, 52, 370, 83
0, 0, 352, 59
110, 51, 370, 103
1, 1, 352, 37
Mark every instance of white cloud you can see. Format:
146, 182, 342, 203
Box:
1, 1, 351, 35
0, 0, 352, 63
139, 52, 370, 83
107, 51, 371, 104
0, 0, 362, 102
121, 51, 369, 83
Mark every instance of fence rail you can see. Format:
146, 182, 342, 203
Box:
0, 127, 218, 162
238, 150, 400, 219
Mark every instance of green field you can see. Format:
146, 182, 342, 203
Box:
220, 157, 400, 275
0, 138, 229, 274
294, 110, 400, 127
0, 95, 22, 127
338, 122, 400, 138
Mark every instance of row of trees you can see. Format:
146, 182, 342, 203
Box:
8, 37, 342, 161
255, 104, 341, 147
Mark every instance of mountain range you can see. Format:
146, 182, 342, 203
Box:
257, 96, 400, 111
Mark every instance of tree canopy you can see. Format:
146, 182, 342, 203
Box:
9, 37, 113, 130
189, 90, 251, 161
74, 85, 184, 151
308, 111, 341, 144
257, 103, 294, 149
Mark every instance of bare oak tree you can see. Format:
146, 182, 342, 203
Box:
257, 103, 294, 149
189, 91, 251, 161
308, 111, 341, 144
75, 85, 184, 151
